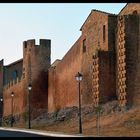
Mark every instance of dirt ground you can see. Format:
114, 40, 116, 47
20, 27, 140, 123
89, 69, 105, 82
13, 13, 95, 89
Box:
28, 105, 140, 137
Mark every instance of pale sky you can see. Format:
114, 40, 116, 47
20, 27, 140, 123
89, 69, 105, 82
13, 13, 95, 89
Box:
0, 3, 126, 65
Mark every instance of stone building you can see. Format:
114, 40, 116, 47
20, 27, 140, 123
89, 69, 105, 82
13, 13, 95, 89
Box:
0, 3, 140, 124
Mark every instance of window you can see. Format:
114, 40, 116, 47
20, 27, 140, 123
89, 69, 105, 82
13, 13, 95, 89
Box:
103, 25, 105, 42
133, 10, 138, 15
47, 56, 51, 61
83, 39, 86, 53
12, 70, 18, 80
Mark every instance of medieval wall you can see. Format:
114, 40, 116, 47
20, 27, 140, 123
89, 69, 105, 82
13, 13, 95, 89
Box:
48, 37, 82, 112
48, 59, 61, 112
116, 15, 140, 107
3, 60, 23, 85
48, 66, 56, 112
124, 15, 140, 107
81, 11, 117, 105
3, 77, 24, 117
55, 37, 82, 108
132, 16, 140, 106
116, 3, 140, 108
48, 11, 118, 112
3, 39, 51, 120
2, 3, 140, 117
3, 60, 24, 117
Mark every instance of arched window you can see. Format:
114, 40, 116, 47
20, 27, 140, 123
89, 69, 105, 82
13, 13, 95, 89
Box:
133, 10, 138, 15
12, 70, 18, 80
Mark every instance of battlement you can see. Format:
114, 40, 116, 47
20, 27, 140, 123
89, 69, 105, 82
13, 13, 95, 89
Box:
3, 76, 22, 91
23, 39, 51, 49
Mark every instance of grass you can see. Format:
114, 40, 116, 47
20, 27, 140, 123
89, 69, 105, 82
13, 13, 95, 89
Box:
13, 104, 140, 137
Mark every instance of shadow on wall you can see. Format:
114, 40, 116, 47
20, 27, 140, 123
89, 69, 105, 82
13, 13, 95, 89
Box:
30, 70, 49, 118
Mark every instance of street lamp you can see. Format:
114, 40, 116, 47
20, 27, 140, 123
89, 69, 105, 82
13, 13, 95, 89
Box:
0, 98, 3, 102
28, 83, 32, 129
11, 92, 14, 127
75, 72, 83, 134
0, 97, 3, 126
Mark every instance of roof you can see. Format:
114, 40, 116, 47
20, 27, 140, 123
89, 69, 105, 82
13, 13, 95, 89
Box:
80, 9, 117, 31
5, 58, 23, 67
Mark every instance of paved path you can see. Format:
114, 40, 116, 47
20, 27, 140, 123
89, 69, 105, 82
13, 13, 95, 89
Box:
0, 129, 45, 137
0, 127, 86, 137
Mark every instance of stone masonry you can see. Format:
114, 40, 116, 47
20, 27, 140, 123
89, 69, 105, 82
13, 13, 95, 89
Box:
0, 4, 140, 124
47, 3, 140, 112
0, 39, 51, 125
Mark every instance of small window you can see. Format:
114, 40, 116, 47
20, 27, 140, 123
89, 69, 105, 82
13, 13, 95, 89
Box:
47, 56, 51, 62
83, 39, 86, 53
12, 70, 18, 80
103, 25, 105, 42
133, 10, 138, 15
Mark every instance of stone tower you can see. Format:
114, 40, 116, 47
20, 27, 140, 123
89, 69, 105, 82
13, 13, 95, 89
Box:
22, 39, 51, 117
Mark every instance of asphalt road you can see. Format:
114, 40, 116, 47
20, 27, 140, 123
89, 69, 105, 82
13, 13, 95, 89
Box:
0, 129, 47, 137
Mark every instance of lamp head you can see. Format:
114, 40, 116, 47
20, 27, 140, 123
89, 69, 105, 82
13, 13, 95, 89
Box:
75, 72, 83, 81
0, 97, 3, 102
28, 84, 32, 91
11, 92, 14, 97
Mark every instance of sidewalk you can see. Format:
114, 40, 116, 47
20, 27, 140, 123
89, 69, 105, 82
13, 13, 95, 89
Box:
0, 127, 94, 137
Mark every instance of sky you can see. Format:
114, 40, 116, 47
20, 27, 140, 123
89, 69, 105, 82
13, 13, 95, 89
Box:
0, 3, 126, 65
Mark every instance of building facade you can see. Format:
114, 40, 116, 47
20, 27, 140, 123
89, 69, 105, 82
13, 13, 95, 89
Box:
0, 3, 140, 123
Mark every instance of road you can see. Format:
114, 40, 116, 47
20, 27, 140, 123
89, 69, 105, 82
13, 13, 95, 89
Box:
0, 129, 47, 137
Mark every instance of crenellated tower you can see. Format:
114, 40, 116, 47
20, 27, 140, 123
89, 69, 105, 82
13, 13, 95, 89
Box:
22, 39, 51, 117
23, 39, 51, 84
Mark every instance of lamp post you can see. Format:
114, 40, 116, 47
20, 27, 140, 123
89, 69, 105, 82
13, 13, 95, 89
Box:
0, 97, 3, 126
75, 72, 83, 134
28, 84, 32, 129
11, 92, 14, 127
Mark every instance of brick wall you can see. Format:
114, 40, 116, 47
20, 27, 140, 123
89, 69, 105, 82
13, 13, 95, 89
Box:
124, 15, 140, 106
48, 11, 117, 112
116, 14, 140, 108
2, 4, 140, 117
81, 11, 117, 105
98, 51, 116, 101
3, 78, 24, 116
48, 37, 82, 112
